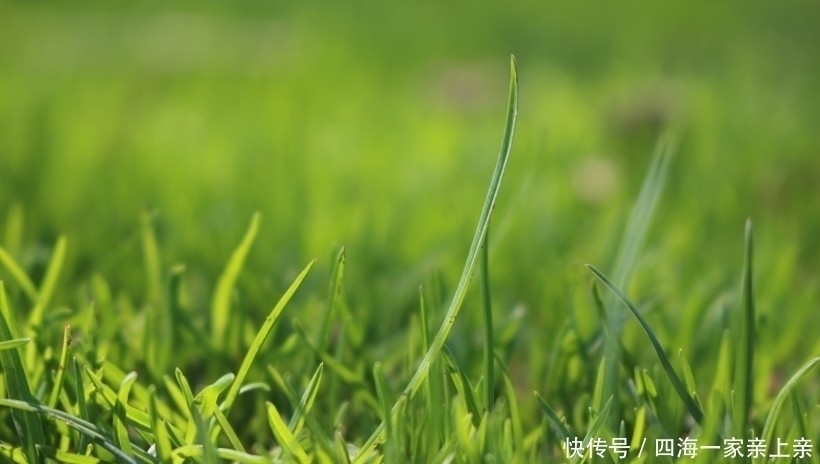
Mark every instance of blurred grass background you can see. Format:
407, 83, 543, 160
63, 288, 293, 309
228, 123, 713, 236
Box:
1, 0, 819, 443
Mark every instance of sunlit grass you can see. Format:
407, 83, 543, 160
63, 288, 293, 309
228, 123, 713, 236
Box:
1, 54, 818, 462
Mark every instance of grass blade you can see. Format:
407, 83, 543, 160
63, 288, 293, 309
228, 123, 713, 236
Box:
495, 352, 524, 455
0, 337, 30, 350
480, 230, 495, 412
733, 219, 755, 439
442, 346, 482, 424
211, 212, 260, 350
570, 396, 614, 464
191, 404, 219, 463
0, 398, 138, 464
266, 364, 337, 459
355, 54, 518, 463
535, 392, 572, 440
27, 236, 67, 330
586, 264, 704, 424
140, 209, 163, 306
758, 357, 820, 463
47, 323, 72, 408
148, 386, 174, 463
0, 282, 46, 462
266, 401, 310, 464
211, 259, 315, 442
73, 357, 91, 452
0, 248, 38, 303
288, 362, 324, 435
318, 247, 345, 356
114, 371, 138, 458
600, 135, 675, 427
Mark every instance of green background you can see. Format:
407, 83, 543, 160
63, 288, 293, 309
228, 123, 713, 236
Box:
1, 0, 818, 452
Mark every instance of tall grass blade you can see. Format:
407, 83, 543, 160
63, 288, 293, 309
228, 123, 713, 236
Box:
601, 135, 675, 427
319, 247, 345, 356
36, 235, 66, 312
733, 219, 755, 440
47, 323, 71, 408
0, 282, 46, 462
211, 259, 315, 441
355, 54, 518, 463
480, 231, 495, 411
587, 264, 704, 424
211, 212, 261, 350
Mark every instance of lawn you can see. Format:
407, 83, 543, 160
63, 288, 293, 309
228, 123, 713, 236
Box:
1, 1, 819, 462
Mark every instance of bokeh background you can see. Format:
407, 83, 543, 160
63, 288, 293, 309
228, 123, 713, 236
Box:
1, 0, 819, 442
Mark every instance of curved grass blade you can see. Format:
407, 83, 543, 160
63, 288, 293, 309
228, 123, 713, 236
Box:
535, 392, 572, 440
0, 282, 45, 463
733, 219, 755, 439
27, 236, 67, 330
355, 54, 518, 463
570, 396, 614, 464
757, 357, 820, 463
600, 135, 675, 428
84, 367, 152, 432
0, 248, 38, 302
266, 364, 337, 459
0, 337, 30, 350
586, 264, 704, 424
0, 398, 138, 464
211, 212, 260, 350
211, 259, 315, 442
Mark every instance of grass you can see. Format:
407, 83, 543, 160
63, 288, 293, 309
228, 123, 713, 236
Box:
1, 1, 820, 462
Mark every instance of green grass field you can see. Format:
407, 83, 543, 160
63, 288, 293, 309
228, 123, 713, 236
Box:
1, 1, 819, 462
